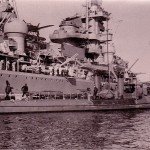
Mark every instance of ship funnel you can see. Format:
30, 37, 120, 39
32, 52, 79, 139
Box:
4, 19, 28, 56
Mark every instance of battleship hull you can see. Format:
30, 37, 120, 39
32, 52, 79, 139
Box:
0, 70, 94, 99
1, 71, 150, 114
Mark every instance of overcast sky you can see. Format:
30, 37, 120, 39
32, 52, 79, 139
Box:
15, 0, 150, 81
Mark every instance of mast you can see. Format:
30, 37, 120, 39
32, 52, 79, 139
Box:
86, 0, 89, 37
106, 19, 111, 88
84, 0, 112, 89
13, 0, 19, 19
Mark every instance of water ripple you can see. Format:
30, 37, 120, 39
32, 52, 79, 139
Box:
0, 110, 150, 149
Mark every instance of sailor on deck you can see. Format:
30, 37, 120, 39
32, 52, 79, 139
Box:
6, 60, 10, 70
5, 80, 13, 100
21, 84, 29, 98
93, 85, 98, 100
12, 62, 16, 71
87, 88, 92, 101
0, 60, 4, 70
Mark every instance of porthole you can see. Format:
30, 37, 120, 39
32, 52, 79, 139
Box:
1, 74, 2, 76
26, 77, 27, 79
15, 75, 17, 78
8, 75, 10, 77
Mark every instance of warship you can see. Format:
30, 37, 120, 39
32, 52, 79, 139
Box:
0, 0, 150, 113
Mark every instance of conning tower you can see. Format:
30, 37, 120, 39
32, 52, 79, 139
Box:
50, 0, 112, 63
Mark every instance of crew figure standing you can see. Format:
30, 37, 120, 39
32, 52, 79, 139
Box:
5, 80, 13, 100
93, 85, 98, 100
21, 84, 29, 97
87, 88, 92, 101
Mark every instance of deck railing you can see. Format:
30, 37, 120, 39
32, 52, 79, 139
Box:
28, 91, 88, 100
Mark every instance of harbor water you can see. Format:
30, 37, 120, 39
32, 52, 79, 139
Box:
0, 110, 150, 150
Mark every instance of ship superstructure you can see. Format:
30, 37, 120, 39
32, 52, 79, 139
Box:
50, 0, 130, 98
0, 0, 140, 101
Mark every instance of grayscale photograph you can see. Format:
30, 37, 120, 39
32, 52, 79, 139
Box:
0, 0, 150, 149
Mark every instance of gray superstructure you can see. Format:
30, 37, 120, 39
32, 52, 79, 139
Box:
0, 0, 117, 99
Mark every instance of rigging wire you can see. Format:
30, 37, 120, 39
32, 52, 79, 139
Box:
12, 0, 19, 18
113, 19, 123, 38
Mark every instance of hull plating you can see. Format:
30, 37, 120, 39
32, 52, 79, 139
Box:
0, 70, 94, 96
